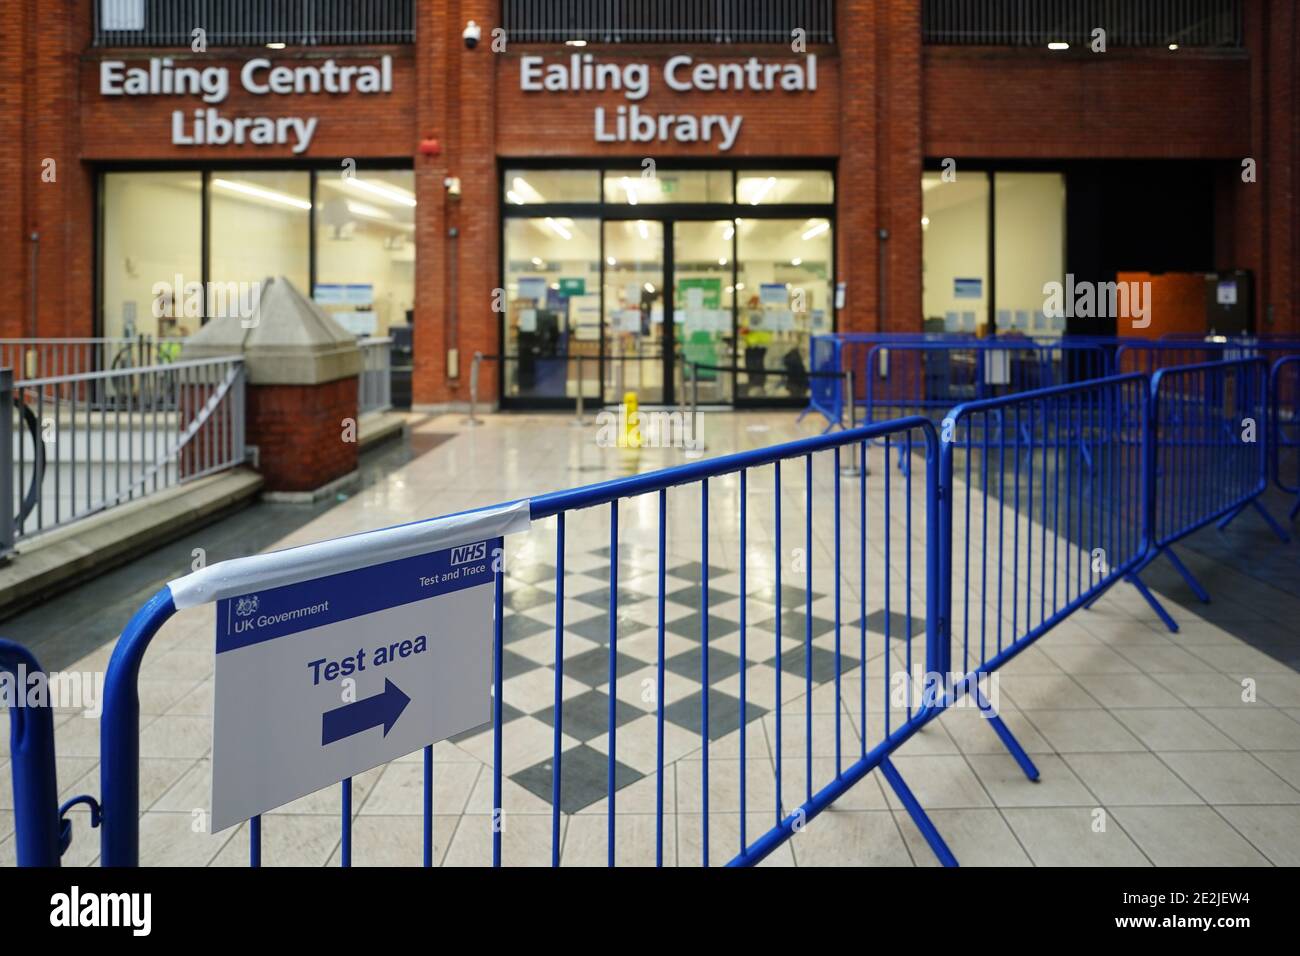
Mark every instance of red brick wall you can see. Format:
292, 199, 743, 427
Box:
245, 377, 359, 491
923, 48, 1250, 159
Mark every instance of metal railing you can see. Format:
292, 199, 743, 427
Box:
6, 356, 246, 541
923, 0, 1243, 48
501, 0, 834, 44
0, 337, 184, 383
358, 337, 393, 416
93, 0, 415, 47
1272, 357, 1300, 522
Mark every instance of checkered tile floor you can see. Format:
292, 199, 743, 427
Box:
453, 542, 926, 815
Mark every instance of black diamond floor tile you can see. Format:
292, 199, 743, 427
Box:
511, 743, 644, 813
663, 645, 744, 684
744, 582, 826, 608
847, 608, 928, 641
665, 611, 740, 642
503, 584, 554, 614
558, 647, 645, 686
532, 689, 644, 742
502, 612, 552, 645
663, 688, 768, 741
771, 644, 861, 684
566, 614, 655, 645
571, 587, 652, 612
752, 609, 839, 640
669, 561, 733, 583
501, 649, 543, 680
666, 585, 738, 609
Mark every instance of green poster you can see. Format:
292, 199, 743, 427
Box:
558, 277, 586, 296
676, 277, 722, 309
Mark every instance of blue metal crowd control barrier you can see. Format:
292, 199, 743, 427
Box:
0, 639, 100, 866
859, 340, 1116, 427
799, 335, 843, 431
938, 375, 1150, 680
98, 416, 961, 867
1119, 358, 1288, 632
1272, 357, 1300, 520
14, 355, 1296, 867
1117, 338, 1300, 377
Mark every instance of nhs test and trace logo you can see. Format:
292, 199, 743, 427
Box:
450, 542, 488, 566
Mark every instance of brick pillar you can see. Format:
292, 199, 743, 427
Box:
183, 276, 362, 494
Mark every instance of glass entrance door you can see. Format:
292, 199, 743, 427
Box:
603, 220, 665, 404
673, 220, 736, 405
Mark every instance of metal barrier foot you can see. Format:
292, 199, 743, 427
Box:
1125, 572, 1179, 633
976, 689, 1040, 782
1250, 500, 1291, 543
880, 757, 958, 867
1163, 548, 1210, 603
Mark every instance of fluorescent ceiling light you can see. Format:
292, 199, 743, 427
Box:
747, 177, 776, 205
1047, 42, 1069, 50
266, 42, 286, 50
544, 217, 572, 240
802, 221, 830, 241
637, 220, 649, 239
565, 39, 587, 47
606, 256, 617, 266
347, 176, 417, 207
346, 200, 391, 220
1168, 43, 1179, 50
791, 257, 803, 266
644, 282, 655, 294
723, 225, 735, 240
511, 177, 545, 203
506, 190, 525, 205
531, 257, 544, 266
212, 178, 311, 210
718, 257, 728, 266
620, 176, 639, 205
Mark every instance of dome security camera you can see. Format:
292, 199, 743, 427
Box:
463, 20, 481, 49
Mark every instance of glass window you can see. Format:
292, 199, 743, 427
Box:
673, 221, 735, 403
314, 169, 416, 335
922, 171, 990, 334
101, 171, 202, 339
501, 217, 601, 399
504, 169, 600, 204
736, 217, 832, 399
209, 171, 311, 309
994, 172, 1065, 336
604, 220, 666, 403
602, 169, 732, 204
736, 170, 833, 205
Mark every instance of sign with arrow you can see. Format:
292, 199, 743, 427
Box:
209, 538, 500, 832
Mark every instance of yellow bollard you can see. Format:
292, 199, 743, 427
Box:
622, 391, 642, 448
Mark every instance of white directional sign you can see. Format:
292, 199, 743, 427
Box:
209, 537, 501, 831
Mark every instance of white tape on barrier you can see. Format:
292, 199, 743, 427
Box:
167, 499, 532, 609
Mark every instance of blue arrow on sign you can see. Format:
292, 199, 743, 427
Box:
321, 679, 411, 745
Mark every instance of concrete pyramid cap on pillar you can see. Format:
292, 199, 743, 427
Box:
181, 276, 362, 385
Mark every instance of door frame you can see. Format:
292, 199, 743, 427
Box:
497, 160, 836, 411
